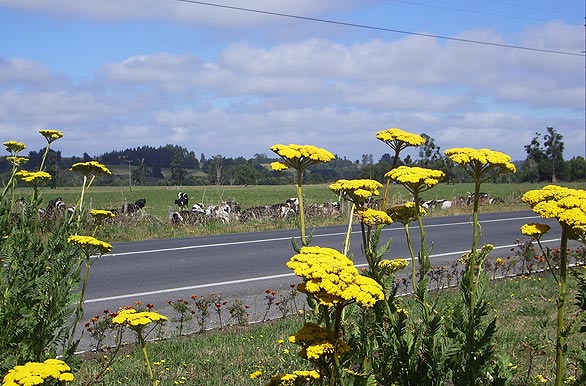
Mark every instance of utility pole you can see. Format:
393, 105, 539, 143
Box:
120, 156, 133, 191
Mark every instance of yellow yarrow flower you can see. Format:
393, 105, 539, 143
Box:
329, 179, 383, 205
376, 128, 425, 151
38, 129, 64, 143
6, 156, 28, 167
15, 170, 52, 184
2, 359, 74, 385
67, 235, 113, 255
287, 246, 383, 307
522, 185, 586, 236
444, 147, 516, 179
520, 223, 551, 239
249, 370, 262, 379
355, 207, 393, 227
378, 258, 409, 274
288, 322, 350, 360
70, 161, 112, 176
387, 202, 427, 224
385, 166, 445, 194
3, 140, 26, 154
266, 370, 320, 386
90, 209, 116, 220
270, 161, 289, 172
112, 308, 168, 328
270, 144, 335, 172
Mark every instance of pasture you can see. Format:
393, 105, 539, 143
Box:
19, 181, 584, 242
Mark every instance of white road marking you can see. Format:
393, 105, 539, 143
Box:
103, 214, 541, 257
86, 235, 558, 304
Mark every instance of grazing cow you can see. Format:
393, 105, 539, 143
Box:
489, 197, 505, 204
305, 202, 341, 217
175, 192, 189, 210
122, 198, 146, 214
421, 199, 452, 210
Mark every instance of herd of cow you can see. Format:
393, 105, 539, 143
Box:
169, 192, 341, 224
34, 191, 506, 225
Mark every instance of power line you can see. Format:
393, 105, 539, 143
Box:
175, 0, 585, 57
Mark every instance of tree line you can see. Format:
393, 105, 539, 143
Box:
2, 127, 584, 187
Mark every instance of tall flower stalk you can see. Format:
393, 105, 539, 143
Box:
376, 128, 425, 209
66, 235, 113, 353
112, 309, 168, 385
521, 185, 586, 386
69, 161, 112, 225
444, 147, 516, 386
286, 246, 384, 385
329, 179, 383, 256
385, 166, 445, 289
270, 144, 335, 247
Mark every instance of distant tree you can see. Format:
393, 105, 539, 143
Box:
151, 164, 164, 179
543, 127, 564, 183
170, 150, 187, 185
207, 155, 223, 185
564, 156, 586, 181
417, 133, 442, 168
131, 158, 146, 186
522, 127, 565, 182
234, 163, 260, 185
82, 152, 92, 162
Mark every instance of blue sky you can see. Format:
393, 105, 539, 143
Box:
0, 0, 584, 162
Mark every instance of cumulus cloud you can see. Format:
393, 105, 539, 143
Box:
0, 0, 346, 26
0, 14, 583, 161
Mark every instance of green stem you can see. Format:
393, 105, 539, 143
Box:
296, 169, 307, 246
466, 177, 482, 386
554, 224, 568, 386
138, 331, 155, 383
67, 255, 91, 351
342, 203, 355, 257
404, 224, 417, 293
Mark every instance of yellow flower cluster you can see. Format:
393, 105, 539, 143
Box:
67, 235, 113, 255
2, 359, 74, 385
385, 166, 445, 193
270, 162, 289, 172
112, 308, 168, 327
6, 156, 28, 167
378, 258, 410, 274
520, 223, 551, 239
249, 370, 262, 379
329, 179, 383, 205
288, 322, 350, 360
287, 246, 384, 307
444, 148, 516, 174
522, 185, 586, 234
355, 207, 393, 227
376, 128, 425, 149
38, 129, 64, 143
14, 170, 52, 184
3, 141, 26, 154
266, 370, 320, 386
69, 161, 112, 175
386, 202, 427, 224
90, 209, 116, 220
270, 144, 335, 172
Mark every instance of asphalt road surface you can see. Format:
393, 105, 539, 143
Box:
83, 210, 561, 322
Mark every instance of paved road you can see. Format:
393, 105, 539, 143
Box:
83, 210, 560, 320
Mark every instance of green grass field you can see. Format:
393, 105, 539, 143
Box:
70, 270, 586, 386
19, 181, 584, 242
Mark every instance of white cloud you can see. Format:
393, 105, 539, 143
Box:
0, 0, 345, 26
0, 15, 583, 162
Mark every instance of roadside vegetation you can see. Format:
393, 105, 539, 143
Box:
1, 128, 584, 386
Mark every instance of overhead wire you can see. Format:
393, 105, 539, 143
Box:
175, 0, 584, 57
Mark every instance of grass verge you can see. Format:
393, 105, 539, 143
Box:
71, 268, 586, 386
